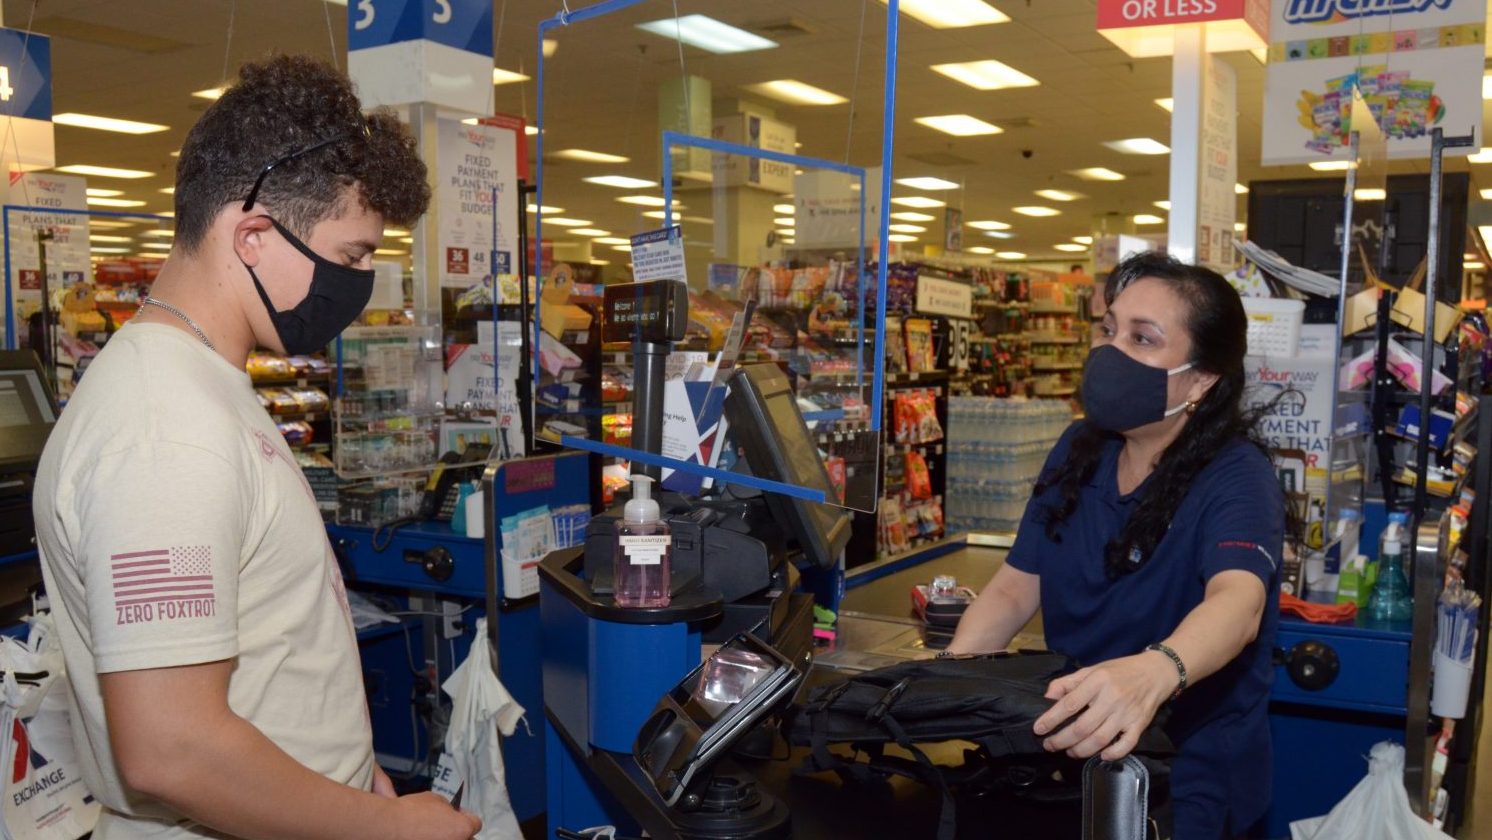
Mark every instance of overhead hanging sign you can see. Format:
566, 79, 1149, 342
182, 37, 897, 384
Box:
1096, 0, 1268, 57
0, 27, 54, 171
915, 275, 973, 319
435, 118, 518, 290
630, 226, 688, 284
1261, 0, 1484, 164
347, 0, 494, 113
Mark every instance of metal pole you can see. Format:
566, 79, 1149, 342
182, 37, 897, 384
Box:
631, 341, 669, 482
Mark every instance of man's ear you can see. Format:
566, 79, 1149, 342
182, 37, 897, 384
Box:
232, 214, 276, 268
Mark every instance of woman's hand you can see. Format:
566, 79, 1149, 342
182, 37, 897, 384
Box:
1031, 650, 1178, 761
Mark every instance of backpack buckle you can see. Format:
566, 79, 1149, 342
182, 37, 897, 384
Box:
865, 677, 912, 725
805, 680, 850, 715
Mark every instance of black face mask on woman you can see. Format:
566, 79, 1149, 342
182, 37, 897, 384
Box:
243, 216, 374, 355
1080, 344, 1195, 432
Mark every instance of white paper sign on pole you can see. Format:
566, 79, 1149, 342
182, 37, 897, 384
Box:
630, 226, 688, 284
793, 166, 881, 250
1261, 0, 1484, 165
436, 118, 518, 290
4, 172, 90, 338
1197, 54, 1237, 272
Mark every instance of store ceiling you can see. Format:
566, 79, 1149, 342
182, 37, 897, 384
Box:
4, 0, 1489, 264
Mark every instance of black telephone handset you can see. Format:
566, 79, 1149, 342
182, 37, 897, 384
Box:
418, 443, 493, 521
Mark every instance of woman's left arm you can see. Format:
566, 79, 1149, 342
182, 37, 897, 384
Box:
1032, 569, 1267, 761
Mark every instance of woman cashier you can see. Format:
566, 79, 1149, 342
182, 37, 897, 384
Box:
947, 252, 1289, 839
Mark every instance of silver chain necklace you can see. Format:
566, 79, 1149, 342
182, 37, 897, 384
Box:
141, 297, 215, 351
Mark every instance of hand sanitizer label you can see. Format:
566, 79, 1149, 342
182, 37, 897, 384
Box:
621, 534, 671, 566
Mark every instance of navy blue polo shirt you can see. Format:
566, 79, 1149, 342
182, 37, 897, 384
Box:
1007, 422, 1283, 837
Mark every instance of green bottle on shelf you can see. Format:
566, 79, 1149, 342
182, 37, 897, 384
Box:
1365, 511, 1413, 625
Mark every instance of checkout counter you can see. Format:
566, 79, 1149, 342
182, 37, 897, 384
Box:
0, 350, 59, 631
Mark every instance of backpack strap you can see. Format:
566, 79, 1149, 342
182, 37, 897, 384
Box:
880, 712, 958, 840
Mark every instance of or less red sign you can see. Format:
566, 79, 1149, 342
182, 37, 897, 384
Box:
1096, 0, 1262, 30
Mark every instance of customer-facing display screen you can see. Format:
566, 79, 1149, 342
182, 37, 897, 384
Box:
0, 370, 54, 430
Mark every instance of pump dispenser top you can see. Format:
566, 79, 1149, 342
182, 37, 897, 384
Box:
625, 474, 660, 524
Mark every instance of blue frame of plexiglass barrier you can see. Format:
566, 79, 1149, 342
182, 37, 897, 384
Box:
3, 206, 176, 349
533, 0, 900, 505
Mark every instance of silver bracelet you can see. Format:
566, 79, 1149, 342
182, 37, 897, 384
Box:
1145, 642, 1187, 699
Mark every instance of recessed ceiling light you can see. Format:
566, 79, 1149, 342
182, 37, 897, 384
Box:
890, 196, 946, 208
683, 216, 714, 225
778, 228, 797, 236
889, 224, 927, 233
595, 237, 631, 245
1073, 235, 1093, 245
169, 150, 180, 157
1354, 188, 1386, 201
1070, 167, 1125, 182
931, 60, 1038, 90
1105, 138, 1170, 155
745, 79, 847, 106
1482, 188, 1492, 200
584, 175, 658, 189
56, 164, 153, 179
636, 15, 778, 54
888, 234, 918, 243
995, 251, 1026, 259
553, 148, 630, 164
383, 228, 409, 237
571, 229, 612, 237
967, 246, 995, 255
159, 187, 175, 195
773, 204, 795, 214
543, 39, 559, 58
1154, 200, 1172, 211
140, 241, 172, 250
492, 68, 530, 85
89, 234, 131, 243
967, 220, 1010, 231
896, 176, 959, 191
527, 204, 564, 214
1054, 243, 1087, 252
87, 219, 136, 229
1468, 148, 1492, 164
891, 212, 936, 222
85, 188, 123, 197
53, 113, 169, 135
984, 230, 1016, 239
613, 245, 634, 252
617, 196, 681, 208
86, 197, 146, 207
374, 248, 409, 256
399, 237, 414, 244
192, 87, 225, 100
882, 0, 1009, 28
525, 126, 540, 136
590, 259, 609, 266
1467, 261, 1486, 270
90, 247, 129, 254
1035, 189, 1082, 202
643, 210, 668, 220
914, 114, 1003, 137
546, 218, 594, 228
774, 217, 795, 226
1155, 98, 1174, 112
1308, 160, 1352, 171
1013, 206, 1059, 217
1235, 183, 1249, 194
1235, 222, 1247, 232
141, 229, 174, 237
1133, 214, 1165, 225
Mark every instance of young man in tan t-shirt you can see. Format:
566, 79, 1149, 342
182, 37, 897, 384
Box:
34, 55, 480, 840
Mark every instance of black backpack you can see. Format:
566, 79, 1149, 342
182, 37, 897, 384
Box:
785, 651, 1173, 840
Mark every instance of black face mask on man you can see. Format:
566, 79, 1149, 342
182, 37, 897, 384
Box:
242, 216, 374, 355
1080, 344, 1196, 432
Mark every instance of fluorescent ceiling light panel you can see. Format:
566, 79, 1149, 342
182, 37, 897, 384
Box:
890, 196, 946, 208
53, 113, 168, 134
773, 204, 795, 214
1071, 167, 1125, 181
374, 249, 408, 256
1308, 160, 1352, 171
89, 234, 131, 243
553, 148, 629, 164
617, 196, 681, 207
1133, 214, 1165, 225
1073, 235, 1094, 245
595, 237, 630, 245
931, 60, 1038, 90
56, 164, 153, 179
1155, 98, 1174, 112
984, 231, 1015, 239
967, 246, 995, 254
192, 87, 225, 100
1054, 243, 1087, 252
492, 68, 530, 85
892, 212, 936, 222
571, 229, 612, 237
1013, 206, 1059, 217
775, 217, 796, 226
995, 251, 1026, 259
613, 245, 633, 252
883, 0, 1009, 28
382, 228, 409, 237
642, 210, 668, 220
896, 176, 959, 191
1467, 261, 1486, 270
1235, 183, 1249, 194
525, 126, 540, 136
636, 15, 778, 54
140, 242, 172, 250
682, 216, 714, 225
590, 259, 609, 266
967, 220, 1010, 231
1104, 137, 1170, 155
584, 175, 658, 189
1035, 189, 1082, 202
159, 187, 175, 195
745, 79, 847, 106
544, 218, 593, 227
1154, 200, 1172, 211
777, 228, 797, 237
1235, 222, 1247, 232
86, 197, 146, 207
86, 219, 135, 229
1482, 188, 1492, 200
527, 204, 563, 214
85, 188, 123, 197
543, 39, 559, 58
141, 229, 174, 237
90, 247, 129, 254
888, 234, 917, 243
888, 224, 927, 233
1468, 148, 1492, 164
914, 114, 1002, 137
1484, 72, 1492, 100
1354, 188, 1386, 201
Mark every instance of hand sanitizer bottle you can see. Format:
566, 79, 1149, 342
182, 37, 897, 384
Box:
614, 475, 671, 608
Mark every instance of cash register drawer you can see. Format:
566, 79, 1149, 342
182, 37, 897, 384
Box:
1271, 619, 1410, 715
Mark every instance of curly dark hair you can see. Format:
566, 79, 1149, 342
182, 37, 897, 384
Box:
1038, 251, 1298, 578
173, 54, 430, 251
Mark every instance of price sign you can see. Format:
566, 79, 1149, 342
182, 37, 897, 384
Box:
948, 320, 973, 372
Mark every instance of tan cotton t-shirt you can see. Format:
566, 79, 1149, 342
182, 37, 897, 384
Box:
33, 322, 374, 839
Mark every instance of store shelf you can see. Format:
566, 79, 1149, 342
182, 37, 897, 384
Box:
252, 374, 333, 388
1027, 334, 1082, 345
1031, 361, 1083, 371
885, 442, 944, 457
1030, 304, 1078, 315
1033, 387, 1077, 397
884, 370, 949, 387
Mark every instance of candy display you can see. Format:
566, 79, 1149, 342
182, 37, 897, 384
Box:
904, 318, 936, 372
1295, 65, 1445, 155
894, 390, 944, 445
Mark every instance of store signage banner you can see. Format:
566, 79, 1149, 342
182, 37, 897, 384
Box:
0, 28, 54, 171
1097, 0, 1267, 30
5, 172, 88, 337
630, 226, 688, 284
347, 0, 493, 54
794, 169, 873, 249
1196, 54, 1237, 272
1261, 0, 1484, 164
435, 118, 518, 291
944, 207, 964, 253
347, 0, 493, 112
1244, 355, 1333, 472
915, 275, 973, 319
712, 113, 796, 194
444, 320, 524, 459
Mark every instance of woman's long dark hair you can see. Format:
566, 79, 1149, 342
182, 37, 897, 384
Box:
1038, 251, 1295, 578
